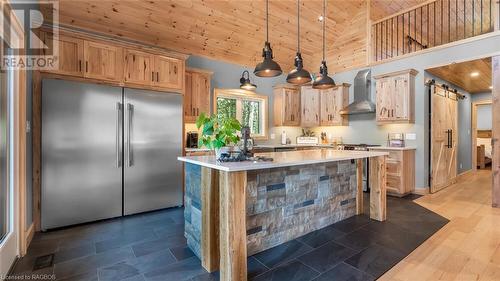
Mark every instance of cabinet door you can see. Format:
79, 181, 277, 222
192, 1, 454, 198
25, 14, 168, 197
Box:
332, 87, 348, 125
84, 41, 123, 81
184, 71, 195, 122
392, 75, 409, 120
192, 72, 210, 117
320, 89, 335, 126
42, 33, 84, 76
284, 88, 300, 126
124, 49, 153, 86
301, 86, 320, 127
154, 55, 184, 90
376, 78, 393, 121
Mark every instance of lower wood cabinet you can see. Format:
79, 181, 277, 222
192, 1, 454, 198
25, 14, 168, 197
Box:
370, 148, 415, 197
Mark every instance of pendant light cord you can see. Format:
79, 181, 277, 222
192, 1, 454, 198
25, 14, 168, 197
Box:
322, 0, 326, 61
266, 0, 269, 42
297, 0, 300, 52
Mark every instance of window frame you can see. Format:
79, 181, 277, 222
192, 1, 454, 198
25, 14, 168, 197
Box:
213, 89, 268, 140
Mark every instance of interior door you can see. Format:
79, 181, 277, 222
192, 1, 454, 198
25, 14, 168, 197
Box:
41, 79, 123, 229
431, 86, 458, 193
123, 89, 183, 215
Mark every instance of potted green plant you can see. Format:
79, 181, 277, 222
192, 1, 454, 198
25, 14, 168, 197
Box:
196, 113, 242, 159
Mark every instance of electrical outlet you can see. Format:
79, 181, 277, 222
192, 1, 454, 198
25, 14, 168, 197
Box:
405, 133, 416, 140
270, 133, 275, 140
460, 163, 463, 169
26, 121, 31, 133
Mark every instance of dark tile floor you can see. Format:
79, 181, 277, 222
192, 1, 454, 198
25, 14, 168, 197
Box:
10, 194, 448, 281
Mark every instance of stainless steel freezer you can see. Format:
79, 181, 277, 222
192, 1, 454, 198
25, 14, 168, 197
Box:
41, 79, 183, 230
123, 88, 183, 215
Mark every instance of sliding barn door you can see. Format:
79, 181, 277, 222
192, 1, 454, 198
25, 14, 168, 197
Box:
431, 86, 458, 193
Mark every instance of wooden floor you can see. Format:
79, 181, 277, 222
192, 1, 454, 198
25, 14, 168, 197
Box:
380, 170, 500, 281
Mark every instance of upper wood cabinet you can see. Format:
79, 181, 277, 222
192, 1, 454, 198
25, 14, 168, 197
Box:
374, 69, 417, 124
184, 68, 212, 123
41, 32, 84, 77
300, 85, 320, 127
320, 83, 350, 126
273, 85, 300, 126
39, 30, 187, 94
84, 41, 123, 82
124, 49, 153, 85
153, 56, 184, 90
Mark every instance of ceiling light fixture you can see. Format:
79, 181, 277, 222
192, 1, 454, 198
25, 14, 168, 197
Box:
490, 86, 493, 89
254, 0, 282, 77
470, 71, 480, 77
239, 70, 257, 90
286, 0, 311, 85
312, 0, 335, 89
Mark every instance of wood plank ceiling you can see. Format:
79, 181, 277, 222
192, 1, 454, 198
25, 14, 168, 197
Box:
427, 57, 492, 94
44, 0, 422, 74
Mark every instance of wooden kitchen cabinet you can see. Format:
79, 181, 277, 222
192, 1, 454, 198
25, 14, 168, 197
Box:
374, 69, 417, 124
320, 83, 350, 126
300, 85, 320, 127
124, 49, 153, 86
184, 68, 212, 123
273, 85, 300, 126
153, 55, 184, 90
41, 32, 84, 77
84, 40, 123, 82
370, 148, 415, 196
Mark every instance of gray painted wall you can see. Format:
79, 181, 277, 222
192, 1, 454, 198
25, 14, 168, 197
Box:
477, 104, 492, 130
472, 92, 492, 102
189, 34, 500, 189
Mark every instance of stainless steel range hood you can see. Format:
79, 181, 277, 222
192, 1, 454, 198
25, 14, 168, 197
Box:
339, 69, 375, 115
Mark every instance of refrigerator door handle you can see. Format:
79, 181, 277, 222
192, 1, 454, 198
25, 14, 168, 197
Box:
116, 102, 122, 167
127, 103, 134, 167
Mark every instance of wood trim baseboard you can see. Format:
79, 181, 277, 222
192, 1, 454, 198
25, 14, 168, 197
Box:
457, 169, 474, 180
413, 187, 429, 195
25, 223, 35, 251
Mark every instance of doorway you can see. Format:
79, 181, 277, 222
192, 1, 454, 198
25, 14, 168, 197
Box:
472, 101, 493, 170
426, 57, 493, 193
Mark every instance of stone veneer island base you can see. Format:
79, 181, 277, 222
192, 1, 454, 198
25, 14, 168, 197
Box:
178, 149, 388, 281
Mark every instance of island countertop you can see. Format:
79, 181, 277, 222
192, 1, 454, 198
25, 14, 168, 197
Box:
177, 149, 388, 172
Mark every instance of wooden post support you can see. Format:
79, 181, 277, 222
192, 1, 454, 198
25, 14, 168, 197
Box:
356, 159, 364, 215
201, 167, 220, 272
369, 155, 387, 221
492, 56, 500, 208
219, 171, 248, 281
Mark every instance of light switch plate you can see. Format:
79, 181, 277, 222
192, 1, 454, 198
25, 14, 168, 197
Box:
405, 133, 416, 140
270, 133, 275, 140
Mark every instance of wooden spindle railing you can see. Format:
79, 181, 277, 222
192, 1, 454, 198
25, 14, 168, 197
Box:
372, 0, 497, 62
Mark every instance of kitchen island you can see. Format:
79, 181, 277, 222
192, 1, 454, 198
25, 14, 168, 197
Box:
177, 149, 388, 281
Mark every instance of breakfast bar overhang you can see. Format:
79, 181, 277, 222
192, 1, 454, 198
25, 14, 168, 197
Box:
178, 149, 388, 281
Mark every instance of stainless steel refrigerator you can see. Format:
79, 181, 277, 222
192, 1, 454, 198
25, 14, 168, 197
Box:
41, 79, 183, 230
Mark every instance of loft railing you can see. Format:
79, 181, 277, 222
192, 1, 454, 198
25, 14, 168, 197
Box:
372, 0, 498, 62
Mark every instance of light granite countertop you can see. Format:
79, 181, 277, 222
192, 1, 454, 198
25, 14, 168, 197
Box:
177, 150, 389, 172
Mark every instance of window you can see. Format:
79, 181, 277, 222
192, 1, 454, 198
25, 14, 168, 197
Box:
214, 89, 268, 139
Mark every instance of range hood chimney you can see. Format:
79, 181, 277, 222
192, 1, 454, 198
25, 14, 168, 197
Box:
339, 69, 375, 115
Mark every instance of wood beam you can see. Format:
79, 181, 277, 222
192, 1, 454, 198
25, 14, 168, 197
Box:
369, 155, 387, 221
219, 171, 248, 281
356, 159, 364, 215
492, 56, 500, 208
201, 167, 220, 272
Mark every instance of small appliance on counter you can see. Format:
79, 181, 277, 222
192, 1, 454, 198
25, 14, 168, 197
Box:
387, 133, 405, 147
186, 131, 199, 148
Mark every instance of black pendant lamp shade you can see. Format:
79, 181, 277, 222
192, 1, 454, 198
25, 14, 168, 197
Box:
287, 0, 311, 84
254, 0, 282, 77
312, 0, 335, 89
239, 70, 257, 90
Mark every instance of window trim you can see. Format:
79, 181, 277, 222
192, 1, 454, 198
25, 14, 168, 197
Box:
213, 88, 268, 140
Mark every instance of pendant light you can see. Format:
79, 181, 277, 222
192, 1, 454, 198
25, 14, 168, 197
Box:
239, 70, 257, 90
254, 0, 282, 77
312, 0, 335, 89
287, 0, 311, 84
